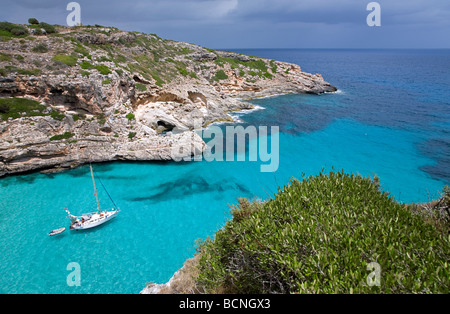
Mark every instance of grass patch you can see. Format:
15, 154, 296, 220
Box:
32, 43, 48, 53
80, 61, 111, 75
52, 54, 78, 66
263, 71, 273, 79
0, 22, 29, 39
95, 64, 112, 75
196, 171, 450, 294
152, 73, 165, 87
270, 60, 278, 73
0, 97, 46, 120
0, 52, 11, 61
17, 68, 41, 76
212, 70, 228, 81
178, 66, 189, 76
135, 83, 147, 92
80, 70, 90, 77
128, 132, 137, 140
50, 110, 65, 121
74, 44, 91, 59
49, 132, 75, 141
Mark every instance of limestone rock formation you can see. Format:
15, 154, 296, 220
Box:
0, 23, 336, 177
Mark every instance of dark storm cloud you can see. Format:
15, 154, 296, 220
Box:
1, 0, 449, 48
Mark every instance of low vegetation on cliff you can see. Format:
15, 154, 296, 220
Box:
192, 171, 449, 294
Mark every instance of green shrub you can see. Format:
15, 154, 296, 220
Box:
96, 56, 111, 62
50, 110, 65, 121
0, 29, 12, 41
178, 66, 189, 76
28, 18, 39, 25
263, 71, 273, 79
135, 83, 147, 92
97, 113, 106, 125
74, 44, 91, 58
152, 73, 164, 87
196, 171, 450, 294
80, 61, 111, 75
52, 54, 78, 66
38, 22, 56, 34
128, 132, 137, 140
49, 132, 75, 141
11, 27, 28, 36
125, 112, 135, 120
0, 103, 9, 113
114, 54, 127, 63
94, 64, 111, 75
0, 52, 11, 61
32, 43, 48, 53
1, 66, 41, 76
212, 70, 228, 81
0, 22, 28, 37
270, 60, 278, 73
80, 60, 93, 69
17, 68, 41, 76
0, 97, 47, 120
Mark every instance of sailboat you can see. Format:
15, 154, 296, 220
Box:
66, 164, 119, 230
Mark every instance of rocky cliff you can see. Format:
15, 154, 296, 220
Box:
0, 23, 336, 177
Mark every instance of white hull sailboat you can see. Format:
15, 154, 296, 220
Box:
67, 209, 119, 230
66, 164, 119, 231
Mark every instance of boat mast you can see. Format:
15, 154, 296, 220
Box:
90, 164, 101, 213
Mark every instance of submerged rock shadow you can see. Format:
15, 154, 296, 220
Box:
127, 176, 252, 204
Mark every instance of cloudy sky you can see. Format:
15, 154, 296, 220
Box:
1, 0, 449, 48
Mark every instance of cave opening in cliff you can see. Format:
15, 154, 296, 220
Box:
157, 120, 176, 134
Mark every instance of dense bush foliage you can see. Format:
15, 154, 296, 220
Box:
52, 54, 78, 67
0, 97, 68, 122
28, 18, 39, 25
212, 70, 228, 81
196, 171, 449, 293
32, 43, 48, 53
0, 22, 29, 39
0, 97, 46, 120
80, 60, 111, 75
37, 22, 56, 34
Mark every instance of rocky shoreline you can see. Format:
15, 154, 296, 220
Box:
0, 24, 336, 177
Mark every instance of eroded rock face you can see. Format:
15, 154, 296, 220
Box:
0, 24, 336, 177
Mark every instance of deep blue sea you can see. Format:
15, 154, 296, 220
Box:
0, 49, 449, 293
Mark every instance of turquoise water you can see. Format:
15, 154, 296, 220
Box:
0, 49, 449, 293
